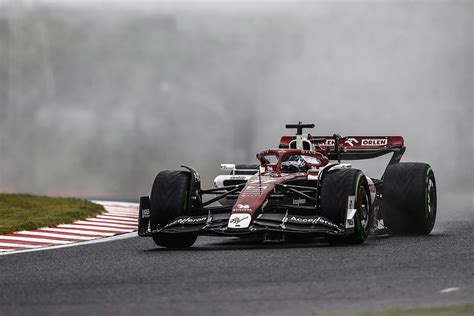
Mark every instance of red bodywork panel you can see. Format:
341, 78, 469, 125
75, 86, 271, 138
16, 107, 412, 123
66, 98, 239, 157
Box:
231, 149, 326, 216
231, 173, 306, 216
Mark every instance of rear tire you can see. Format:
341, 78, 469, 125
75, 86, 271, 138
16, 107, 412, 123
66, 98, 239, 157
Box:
382, 163, 436, 235
320, 168, 372, 245
150, 170, 197, 248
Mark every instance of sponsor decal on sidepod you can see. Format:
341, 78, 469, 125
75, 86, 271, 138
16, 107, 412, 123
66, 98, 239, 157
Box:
292, 198, 306, 205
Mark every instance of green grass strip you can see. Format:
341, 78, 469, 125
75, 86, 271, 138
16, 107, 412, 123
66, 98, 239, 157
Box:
0, 193, 104, 235
356, 304, 474, 316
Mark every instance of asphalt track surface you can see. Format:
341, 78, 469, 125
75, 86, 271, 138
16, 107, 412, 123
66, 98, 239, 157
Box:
1, 194, 472, 315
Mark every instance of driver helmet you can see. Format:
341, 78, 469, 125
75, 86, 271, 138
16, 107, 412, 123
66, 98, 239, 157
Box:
281, 155, 306, 173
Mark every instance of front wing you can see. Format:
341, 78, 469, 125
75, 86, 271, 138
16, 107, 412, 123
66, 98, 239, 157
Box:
138, 197, 347, 238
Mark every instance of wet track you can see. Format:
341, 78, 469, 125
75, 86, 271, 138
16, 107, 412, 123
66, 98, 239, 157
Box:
1, 194, 472, 315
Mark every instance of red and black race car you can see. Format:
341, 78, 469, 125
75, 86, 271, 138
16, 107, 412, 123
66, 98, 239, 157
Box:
138, 123, 437, 248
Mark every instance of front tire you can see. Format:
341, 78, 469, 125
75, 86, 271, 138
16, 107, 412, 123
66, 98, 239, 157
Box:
382, 163, 437, 235
150, 170, 197, 248
320, 168, 372, 245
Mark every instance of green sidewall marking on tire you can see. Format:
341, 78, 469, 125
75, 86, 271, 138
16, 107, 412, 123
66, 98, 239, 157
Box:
354, 172, 363, 195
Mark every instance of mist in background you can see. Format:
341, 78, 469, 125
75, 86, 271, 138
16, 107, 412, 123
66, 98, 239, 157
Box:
0, 0, 472, 200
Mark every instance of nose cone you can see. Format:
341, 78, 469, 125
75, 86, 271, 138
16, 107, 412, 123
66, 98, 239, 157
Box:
231, 175, 277, 216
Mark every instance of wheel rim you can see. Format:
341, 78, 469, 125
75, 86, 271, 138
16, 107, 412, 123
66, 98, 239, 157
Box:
358, 186, 370, 233
426, 175, 436, 224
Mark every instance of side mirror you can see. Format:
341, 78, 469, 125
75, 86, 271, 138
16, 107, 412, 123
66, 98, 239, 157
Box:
220, 164, 236, 171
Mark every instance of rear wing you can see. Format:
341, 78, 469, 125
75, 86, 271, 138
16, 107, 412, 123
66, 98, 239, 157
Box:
279, 135, 405, 165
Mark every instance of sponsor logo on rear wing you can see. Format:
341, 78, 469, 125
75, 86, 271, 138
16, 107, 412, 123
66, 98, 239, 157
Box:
280, 136, 404, 150
312, 136, 403, 149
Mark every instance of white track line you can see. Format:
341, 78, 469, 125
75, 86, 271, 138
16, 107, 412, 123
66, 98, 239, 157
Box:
39, 228, 116, 236
57, 224, 132, 232
104, 211, 137, 215
104, 208, 137, 212
0, 242, 43, 248
96, 215, 137, 222
97, 214, 137, 220
103, 213, 137, 218
86, 218, 137, 225
0, 236, 72, 244
81, 219, 137, 226
101, 216, 137, 221
14, 231, 97, 240
440, 287, 460, 293
105, 208, 137, 212
94, 201, 138, 207
0, 232, 137, 256
74, 220, 136, 229
104, 204, 137, 208
106, 209, 138, 214
105, 208, 138, 216
99, 205, 138, 210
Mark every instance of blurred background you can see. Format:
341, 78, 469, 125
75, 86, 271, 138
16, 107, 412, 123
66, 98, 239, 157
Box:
0, 0, 472, 201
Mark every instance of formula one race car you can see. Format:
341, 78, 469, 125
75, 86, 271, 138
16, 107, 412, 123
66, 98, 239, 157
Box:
138, 123, 437, 248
